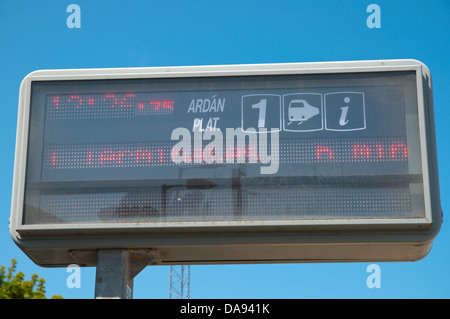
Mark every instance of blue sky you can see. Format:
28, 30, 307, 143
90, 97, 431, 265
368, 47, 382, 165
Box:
0, 0, 449, 299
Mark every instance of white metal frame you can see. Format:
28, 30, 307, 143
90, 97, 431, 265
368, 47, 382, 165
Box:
9, 59, 442, 266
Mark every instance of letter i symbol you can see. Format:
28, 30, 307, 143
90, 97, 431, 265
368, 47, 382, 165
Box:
339, 97, 350, 126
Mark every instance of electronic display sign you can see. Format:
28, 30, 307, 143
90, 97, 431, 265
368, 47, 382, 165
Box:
10, 60, 442, 266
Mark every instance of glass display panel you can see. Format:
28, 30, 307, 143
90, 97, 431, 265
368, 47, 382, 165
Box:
23, 71, 425, 224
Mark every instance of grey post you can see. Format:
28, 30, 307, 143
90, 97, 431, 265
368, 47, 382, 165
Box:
94, 249, 161, 299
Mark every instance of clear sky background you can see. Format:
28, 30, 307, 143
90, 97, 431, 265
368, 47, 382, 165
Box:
0, 0, 449, 299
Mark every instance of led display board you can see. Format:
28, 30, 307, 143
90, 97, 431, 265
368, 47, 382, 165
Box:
10, 60, 442, 266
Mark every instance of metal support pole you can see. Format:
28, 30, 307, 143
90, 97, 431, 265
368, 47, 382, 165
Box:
94, 249, 161, 299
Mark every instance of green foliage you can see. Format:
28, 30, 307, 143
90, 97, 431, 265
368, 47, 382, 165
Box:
0, 259, 63, 299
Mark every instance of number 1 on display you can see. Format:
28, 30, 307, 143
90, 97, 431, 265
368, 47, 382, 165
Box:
252, 99, 267, 128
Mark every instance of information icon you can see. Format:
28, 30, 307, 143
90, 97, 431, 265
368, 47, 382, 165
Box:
324, 92, 366, 131
283, 93, 323, 132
